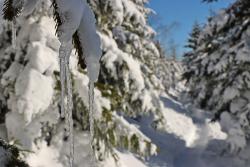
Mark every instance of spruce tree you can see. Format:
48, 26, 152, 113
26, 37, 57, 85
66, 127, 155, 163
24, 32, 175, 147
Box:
183, 22, 201, 85
0, 0, 175, 166
185, 0, 250, 153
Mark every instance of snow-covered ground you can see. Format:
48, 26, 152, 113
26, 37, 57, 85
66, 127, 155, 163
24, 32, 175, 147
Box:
1, 82, 249, 167
0, 1, 249, 166
102, 84, 250, 167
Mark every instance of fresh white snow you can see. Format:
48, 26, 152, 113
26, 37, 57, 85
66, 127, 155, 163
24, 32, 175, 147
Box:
1, 0, 249, 167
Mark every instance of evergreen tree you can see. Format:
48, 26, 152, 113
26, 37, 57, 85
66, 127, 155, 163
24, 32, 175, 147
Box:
184, 0, 250, 153
155, 57, 183, 91
87, 0, 171, 159
154, 39, 183, 91
186, 22, 201, 50
183, 22, 201, 84
0, 0, 177, 166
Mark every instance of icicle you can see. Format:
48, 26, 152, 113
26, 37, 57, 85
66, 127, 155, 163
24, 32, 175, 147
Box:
86, 61, 100, 165
59, 42, 74, 167
65, 48, 74, 167
88, 81, 95, 145
74, 0, 102, 164
59, 44, 66, 119
88, 80, 97, 166
11, 20, 16, 49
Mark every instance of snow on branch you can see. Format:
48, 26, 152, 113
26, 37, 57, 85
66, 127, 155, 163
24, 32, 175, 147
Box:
3, 0, 23, 21
2, 0, 102, 166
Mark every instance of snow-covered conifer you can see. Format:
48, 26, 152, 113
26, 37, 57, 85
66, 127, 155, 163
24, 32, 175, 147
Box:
183, 22, 201, 84
185, 0, 250, 153
0, 0, 177, 166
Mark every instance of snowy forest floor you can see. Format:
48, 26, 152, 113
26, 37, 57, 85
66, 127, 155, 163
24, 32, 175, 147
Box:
105, 84, 250, 167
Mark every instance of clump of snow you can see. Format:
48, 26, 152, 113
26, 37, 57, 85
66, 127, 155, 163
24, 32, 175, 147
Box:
101, 150, 147, 167
15, 68, 54, 124
27, 42, 58, 74
220, 112, 246, 153
162, 102, 198, 147
56, 0, 84, 43
77, 0, 102, 82
1, 62, 23, 86
26, 141, 63, 167
223, 87, 240, 102
100, 33, 145, 98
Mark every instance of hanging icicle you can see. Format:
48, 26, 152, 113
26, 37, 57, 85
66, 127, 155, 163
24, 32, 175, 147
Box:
59, 44, 66, 118
11, 19, 16, 49
65, 44, 74, 167
88, 79, 99, 166
53, 0, 85, 166
77, 0, 102, 163
59, 41, 74, 167
88, 80, 95, 147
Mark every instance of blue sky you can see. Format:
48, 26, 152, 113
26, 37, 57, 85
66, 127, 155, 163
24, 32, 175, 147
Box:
148, 0, 234, 56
